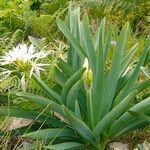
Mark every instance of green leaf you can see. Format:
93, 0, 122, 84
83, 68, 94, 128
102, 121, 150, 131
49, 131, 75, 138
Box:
28, 36, 47, 50
75, 100, 82, 119
66, 80, 83, 112
115, 70, 133, 97
68, 7, 82, 71
43, 142, 84, 150
144, 51, 150, 65
82, 14, 96, 73
133, 78, 150, 93
117, 37, 150, 102
92, 18, 106, 125
22, 128, 76, 140
54, 67, 67, 86
93, 91, 137, 138
104, 29, 112, 61
0, 107, 63, 127
120, 44, 137, 76
62, 106, 97, 146
141, 67, 150, 78
32, 74, 63, 104
0, 124, 41, 137
101, 22, 129, 118
61, 68, 85, 104
57, 58, 75, 77
57, 18, 86, 59
108, 97, 150, 138
128, 110, 150, 122
16, 92, 63, 116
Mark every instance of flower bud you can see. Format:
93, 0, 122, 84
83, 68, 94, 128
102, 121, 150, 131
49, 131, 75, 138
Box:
83, 58, 92, 90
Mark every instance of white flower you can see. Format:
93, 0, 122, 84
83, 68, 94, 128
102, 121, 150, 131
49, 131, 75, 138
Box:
0, 43, 51, 91
29, 63, 49, 77
0, 43, 50, 75
0, 44, 49, 65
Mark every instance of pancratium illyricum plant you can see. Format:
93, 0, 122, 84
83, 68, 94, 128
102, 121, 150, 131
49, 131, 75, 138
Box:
0, 43, 50, 91
0, 5, 149, 150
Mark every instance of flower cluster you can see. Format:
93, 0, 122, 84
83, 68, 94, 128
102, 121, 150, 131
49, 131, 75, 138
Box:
0, 43, 51, 90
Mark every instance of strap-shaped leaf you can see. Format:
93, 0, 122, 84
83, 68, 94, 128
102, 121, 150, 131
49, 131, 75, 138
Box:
57, 18, 86, 59
32, 74, 62, 104
28, 36, 47, 50
57, 58, 75, 77
54, 67, 67, 86
68, 7, 82, 70
16, 92, 63, 116
75, 100, 82, 119
66, 80, 83, 112
93, 91, 137, 138
117, 37, 150, 102
61, 68, 85, 104
67, 4, 75, 66
133, 78, 150, 93
104, 29, 112, 61
128, 110, 150, 122
62, 106, 97, 146
120, 44, 137, 76
144, 51, 150, 65
0, 124, 42, 137
92, 18, 106, 125
141, 67, 150, 78
22, 128, 76, 140
82, 14, 96, 73
115, 70, 133, 98
108, 97, 150, 138
101, 22, 129, 118
0, 107, 63, 127
43, 142, 84, 150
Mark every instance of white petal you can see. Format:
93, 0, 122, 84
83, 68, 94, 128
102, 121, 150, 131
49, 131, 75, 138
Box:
29, 66, 34, 78
28, 44, 35, 55
20, 75, 26, 91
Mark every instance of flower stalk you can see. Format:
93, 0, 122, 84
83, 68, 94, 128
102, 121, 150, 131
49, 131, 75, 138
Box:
83, 58, 94, 129
86, 89, 94, 129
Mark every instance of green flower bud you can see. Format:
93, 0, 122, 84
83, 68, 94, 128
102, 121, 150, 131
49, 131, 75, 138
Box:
83, 58, 92, 90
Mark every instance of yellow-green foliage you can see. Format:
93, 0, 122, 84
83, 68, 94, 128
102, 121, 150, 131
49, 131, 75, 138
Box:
0, 77, 17, 93
29, 14, 56, 39
0, 29, 23, 54
41, 0, 68, 15
0, 0, 32, 33
81, 0, 150, 35
0, 0, 68, 40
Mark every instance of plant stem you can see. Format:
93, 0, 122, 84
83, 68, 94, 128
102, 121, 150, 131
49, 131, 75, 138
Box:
86, 89, 94, 129
99, 144, 106, 150
98, 142, 107, 150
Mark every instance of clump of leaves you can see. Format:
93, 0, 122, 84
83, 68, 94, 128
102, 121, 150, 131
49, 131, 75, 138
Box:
0, 5, 150, 150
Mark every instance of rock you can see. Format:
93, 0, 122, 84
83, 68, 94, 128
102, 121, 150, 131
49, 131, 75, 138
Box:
109, 142, 129, 150
4, 117, 32, 130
